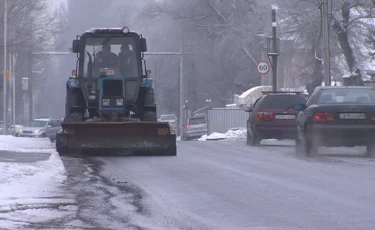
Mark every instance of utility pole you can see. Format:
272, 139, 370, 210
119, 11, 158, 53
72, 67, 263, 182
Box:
28, 51, 33, 122
8, 43, 11, 128
179, 36, 184, 140
3, 0, 7, 134
271, 6, 278, 91
11, 47, 15, 127
267, 5, 279, 91
322, 0, 331, 86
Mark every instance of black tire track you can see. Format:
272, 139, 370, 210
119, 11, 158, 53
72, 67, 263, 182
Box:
60, 156, 150, 230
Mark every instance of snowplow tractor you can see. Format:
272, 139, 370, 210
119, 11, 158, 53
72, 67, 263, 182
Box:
56, 27, 176, 156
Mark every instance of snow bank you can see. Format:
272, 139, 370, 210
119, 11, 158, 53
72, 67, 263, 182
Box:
0, 136, 73, 228
0, 136, 66, 197
198, 128, 246, 141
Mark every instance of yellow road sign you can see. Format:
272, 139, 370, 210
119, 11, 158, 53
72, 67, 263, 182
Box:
6, 69, 10, 81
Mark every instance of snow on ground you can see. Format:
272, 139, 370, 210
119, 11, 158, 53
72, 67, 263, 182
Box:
0, 136, 77, 229
198, 128, 247, 141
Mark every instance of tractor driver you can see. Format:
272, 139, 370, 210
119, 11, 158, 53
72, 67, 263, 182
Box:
118, 43, 138, 78
94, 43, 118, 76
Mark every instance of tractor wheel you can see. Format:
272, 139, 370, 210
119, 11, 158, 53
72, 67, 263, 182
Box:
144, 87, 155, 106
144, 111, 157, 121
143, 87, 157, 121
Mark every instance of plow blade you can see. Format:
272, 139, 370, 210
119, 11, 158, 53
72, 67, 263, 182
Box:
56, 122, 177, 156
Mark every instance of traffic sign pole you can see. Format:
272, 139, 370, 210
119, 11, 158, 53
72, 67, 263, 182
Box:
271, 6, 278, 91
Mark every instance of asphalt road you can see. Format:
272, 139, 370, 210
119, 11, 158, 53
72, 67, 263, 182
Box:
82, 139, 375, 230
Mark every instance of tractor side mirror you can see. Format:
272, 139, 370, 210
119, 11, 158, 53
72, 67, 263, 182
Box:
72, 39, 80, 53
140, 38, 147, 52
71, 69, 77, 78
146, 69, 151, 77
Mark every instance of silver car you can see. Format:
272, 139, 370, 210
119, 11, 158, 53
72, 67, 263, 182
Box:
0, 122, 23, 136
184, 114, 208, 140
11, 125, 24, 136
19, 118, 61, 141
159, 114, 178, 134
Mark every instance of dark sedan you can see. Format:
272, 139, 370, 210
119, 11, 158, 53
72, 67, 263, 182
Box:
293, 86, 375, 157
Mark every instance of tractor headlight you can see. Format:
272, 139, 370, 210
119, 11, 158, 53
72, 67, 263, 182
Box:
102, 98, 110, 106
116, 99, 123, 106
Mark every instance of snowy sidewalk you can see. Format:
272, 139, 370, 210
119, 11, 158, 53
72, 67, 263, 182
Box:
0, 136, 84, 229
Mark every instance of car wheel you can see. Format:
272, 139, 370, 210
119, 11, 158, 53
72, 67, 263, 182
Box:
295, 138, 303, 156
40, 133, 47, 138
304, 136, 318, 157
366, 144, 375, 158
247, 130, 261, 146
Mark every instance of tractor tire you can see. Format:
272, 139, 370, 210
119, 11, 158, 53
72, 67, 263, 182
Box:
143, 87, 157, 122
302, 136, 318, 157
144, 111, 157, 121
144, 87, 155, 106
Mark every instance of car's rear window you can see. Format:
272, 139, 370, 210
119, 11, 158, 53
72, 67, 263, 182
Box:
317, 88, 375, 104
188, 117, 206, 125
258, 95, 307, 109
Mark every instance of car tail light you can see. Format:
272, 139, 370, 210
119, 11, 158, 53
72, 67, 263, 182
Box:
186, 125, 190, 129
256, 112, 274, 122
313, 112, 334, 122
371, 113, 375, 121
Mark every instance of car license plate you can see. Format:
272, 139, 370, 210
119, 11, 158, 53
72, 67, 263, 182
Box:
275, 114, 295, 120
339, 113, 366, 119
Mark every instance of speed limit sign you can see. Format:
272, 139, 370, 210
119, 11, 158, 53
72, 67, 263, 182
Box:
257, 61, 270, 74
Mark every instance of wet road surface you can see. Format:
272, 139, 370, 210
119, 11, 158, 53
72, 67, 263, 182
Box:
69, 139, 375, 230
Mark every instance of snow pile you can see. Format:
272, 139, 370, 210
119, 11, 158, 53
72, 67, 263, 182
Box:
198, 128, 246, 141
0, 136, 74, 229
198, 132, 227, 141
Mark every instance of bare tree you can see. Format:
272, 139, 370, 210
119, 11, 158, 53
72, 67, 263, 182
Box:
133, 0, 273, 109
0, 0, 68, 121
280, 0, 375, 86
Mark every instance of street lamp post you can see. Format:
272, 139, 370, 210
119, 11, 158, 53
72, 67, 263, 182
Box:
3, 0, 7, 134
205, 99, 211, 135
269, 4, 279, 91
182, 100, 189, 140
322, 0, 331, 86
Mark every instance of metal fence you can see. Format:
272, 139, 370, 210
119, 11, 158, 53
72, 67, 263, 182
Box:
207, 108, 247, 135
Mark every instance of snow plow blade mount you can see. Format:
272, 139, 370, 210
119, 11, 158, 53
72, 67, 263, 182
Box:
56, 122, 177, 156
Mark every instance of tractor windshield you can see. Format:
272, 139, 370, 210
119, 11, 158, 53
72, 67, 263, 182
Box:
82, 37, 141, 79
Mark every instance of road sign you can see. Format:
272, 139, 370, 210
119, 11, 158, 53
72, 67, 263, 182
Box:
257, 61, 270, 74
6, 69, 10, 81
